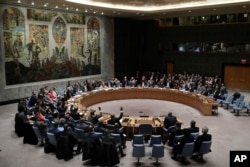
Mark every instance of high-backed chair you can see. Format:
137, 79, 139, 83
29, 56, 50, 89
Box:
246, 102, 250, 113
32, 126, 44, 146
74, 128, 85, 140
138, 124, 153, 142
132, 144, 145, 164
132, 134, 144, 146
111, 133, 122, 148
149, 135, 162, 147
47, 132, 57, 147
151, 144, 164, 165
105, 124, 114, 130
178, 142, 195, 164
198, 141, 212, 161
173, 135, 184, 144
233, 101, 245, 116
190, 132, 199, 141
222, 95, 233, 109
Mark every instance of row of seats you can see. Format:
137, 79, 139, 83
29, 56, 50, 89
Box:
217, 94, 250, 116
131, 134, 212, 165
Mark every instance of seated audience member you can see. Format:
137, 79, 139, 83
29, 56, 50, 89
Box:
28, 90, 38, 108
88, 110, 102, 125
101, 129, 126, 157
75, 117, 91, 132
33, 117, 48, 146
112, 122, 126, 149
82, 125, 102, 165
168, 122, 184, 147
219, 83, 227, 98
15, 105, 29, 137
193, 126, 212, 153
171, 128, 195, 161
94, 118, 108, 134
164, 112, 177, 129
47, 120, 62, 140
107, 107, 124, 127
34, 106, 45, 122
59, 124, 82, 155
187, 120, 199, 133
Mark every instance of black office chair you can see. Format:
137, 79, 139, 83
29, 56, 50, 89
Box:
138, 124, 153, 143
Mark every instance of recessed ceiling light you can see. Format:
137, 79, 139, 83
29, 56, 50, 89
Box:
188, 10, 192, 13
85, 9, 88, 12
101, 12, 104, 15
213, 8, 216, 11
55, 6, 58, 9
66, 7, 69, 10
76, 8, 78, 11
17, 0, 21, 3
242, 5, 247, 8
31, 2, 34, 5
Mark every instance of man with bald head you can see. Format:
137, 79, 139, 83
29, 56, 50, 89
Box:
193, 126, 212, 153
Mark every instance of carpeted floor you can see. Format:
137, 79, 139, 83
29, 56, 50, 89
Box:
1, 89, 250, 167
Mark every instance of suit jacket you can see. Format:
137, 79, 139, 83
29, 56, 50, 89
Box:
99, 136, 120, 166
177, 135, 195, 154
194, 133, 212, 152
188, 126, 200, 133
107, 112, 123, 127
164, 115, 177, 128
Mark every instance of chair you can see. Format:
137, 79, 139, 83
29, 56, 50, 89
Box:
132, 134, 144, 146
32, 126, 44, 145
151, 144, 164, 165
105, 124, 114, 130
149, 135, 162, 147
74, 128, 85, 140
111, 133, 122, 148
132, 144, 145, 164
246, 102, 250, 113
233, 101, 245, 116
222, 95, 233, 109
190, 132, 199, 141
162, 125, 176, 144
229, 98, 241, 110
47, 132, 57, 147
178, 142, 195, 164
173, 135, 184, 144
198, 141, 212, 161
44, 119, 53, 128
216, 93, 228, 106
94, 132, 103, 138
138, 124, 153, 142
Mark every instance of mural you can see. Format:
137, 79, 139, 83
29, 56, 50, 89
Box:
27, 9, 57, 21
86, 17, 101, 68
62, 13, 85, 24
2, 7, 101, 86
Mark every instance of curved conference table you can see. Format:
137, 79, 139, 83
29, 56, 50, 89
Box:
68, 87, 218, 139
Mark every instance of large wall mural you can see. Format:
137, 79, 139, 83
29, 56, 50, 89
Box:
2, 7, 101, 86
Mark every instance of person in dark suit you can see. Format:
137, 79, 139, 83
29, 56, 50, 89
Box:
94, 119, 108, 134
107, 107, 124, 127
82, 125, 102, 165
168, 122, 184, 147
164, 112, 177, 129
88, 110, 102, 125
112, 122, 126, 149
171, 128, 195, 161
101, 130, 126, 157
187, 120, 199, 133
193, 126, 212, 153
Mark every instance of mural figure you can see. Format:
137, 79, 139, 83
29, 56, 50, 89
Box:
53, 17, 67, 45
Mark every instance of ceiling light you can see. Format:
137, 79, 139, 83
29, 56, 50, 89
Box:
101, 12, 104, 15
31, 2, 34, 5
55, 6, 58, 9
85, 9, 88, 12
76, 8, 78, 11
17, 0, 21, 3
